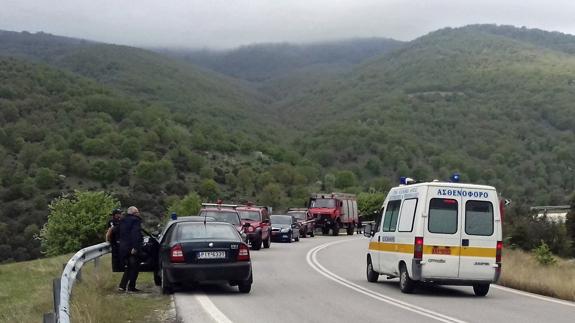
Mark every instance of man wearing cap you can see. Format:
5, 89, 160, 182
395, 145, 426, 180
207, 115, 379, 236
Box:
118, 206, 143, 292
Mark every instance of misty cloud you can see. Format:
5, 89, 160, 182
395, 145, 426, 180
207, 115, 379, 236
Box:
1, 0, 575, 48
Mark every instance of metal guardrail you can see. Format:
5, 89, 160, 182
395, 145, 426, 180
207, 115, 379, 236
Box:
43, 242, 111, 323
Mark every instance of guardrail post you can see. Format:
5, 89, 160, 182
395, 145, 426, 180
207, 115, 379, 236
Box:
43, 312, 55, 323
53, 278, 61, 321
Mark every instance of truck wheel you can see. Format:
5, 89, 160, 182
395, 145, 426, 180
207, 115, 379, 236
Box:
322, 227, 329, 235
263, 232, 271, 248
251, 235, 262, 250
367, 257, 379, 283
399, 263, 416, 294
310, 228, 315, 237
332, 222, 340, 236
346, 223, 354, 235
473, 284, 490, 296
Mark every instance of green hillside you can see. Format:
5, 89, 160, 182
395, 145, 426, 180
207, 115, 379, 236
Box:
278, 26, 575, 205
0, 57, 320, 262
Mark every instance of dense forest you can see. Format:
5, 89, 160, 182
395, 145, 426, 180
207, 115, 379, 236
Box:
0, 24, 574, 262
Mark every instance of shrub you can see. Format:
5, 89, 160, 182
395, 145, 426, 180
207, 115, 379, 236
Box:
39, 191, 119, 256
533, 241, 557, 266
168, 192, 201, 217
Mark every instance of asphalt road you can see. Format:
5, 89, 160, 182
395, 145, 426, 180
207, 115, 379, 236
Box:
174, 234, 575, 323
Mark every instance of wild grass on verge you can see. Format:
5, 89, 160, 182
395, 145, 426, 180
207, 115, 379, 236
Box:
499, 248, 575, 301
70, 254, 171, 323
0, 254, 171, 323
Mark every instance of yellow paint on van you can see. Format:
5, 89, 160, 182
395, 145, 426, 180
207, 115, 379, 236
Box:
369, 242, 495, 258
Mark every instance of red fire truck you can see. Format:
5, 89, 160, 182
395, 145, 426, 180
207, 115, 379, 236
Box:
308, 193, 358, 236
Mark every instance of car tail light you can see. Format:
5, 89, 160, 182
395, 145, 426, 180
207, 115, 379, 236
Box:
170, 244, 185, 263
247, 226, 254, 232
237, 244, 250, 261
496, 241, 503, 263
414, 237, 424, 260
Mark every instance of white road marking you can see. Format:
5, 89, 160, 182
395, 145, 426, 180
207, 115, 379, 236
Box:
492, 285, 575, 307
306, 239, 468, 323
195, 293, 234, 323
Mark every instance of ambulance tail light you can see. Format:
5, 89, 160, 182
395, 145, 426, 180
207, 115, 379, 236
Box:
414, 237, 424, 260
170, 244, 185, 263
496, 241, 503, 263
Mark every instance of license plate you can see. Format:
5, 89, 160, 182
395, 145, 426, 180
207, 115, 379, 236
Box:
197, 251, 226, 259
431, 246, 452, 255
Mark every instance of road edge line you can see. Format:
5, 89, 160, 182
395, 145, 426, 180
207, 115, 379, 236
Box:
492, 285, 575, 307
194, 293, 234, 323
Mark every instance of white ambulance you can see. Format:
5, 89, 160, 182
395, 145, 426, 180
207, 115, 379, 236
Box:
364, 177, 503, 296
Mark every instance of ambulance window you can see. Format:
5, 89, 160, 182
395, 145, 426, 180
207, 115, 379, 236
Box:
465, 201, 494, 236
382, 200, 401, 232
398, 199, 418, 232
375, 207, 384, 231
428, 199, 458, 234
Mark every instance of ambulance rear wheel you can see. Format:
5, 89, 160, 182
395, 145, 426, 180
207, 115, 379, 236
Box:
399, 264, 415, 294
366, 257, 379, 283
473, 284, 490, 296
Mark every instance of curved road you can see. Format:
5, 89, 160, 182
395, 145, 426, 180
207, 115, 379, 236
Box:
174, 235, 575, 323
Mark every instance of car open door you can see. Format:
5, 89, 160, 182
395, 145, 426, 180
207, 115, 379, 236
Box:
139, 229, 160, 272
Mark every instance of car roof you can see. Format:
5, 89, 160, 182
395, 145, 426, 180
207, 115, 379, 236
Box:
200, 208, 239, 213
271, 214, 292, 218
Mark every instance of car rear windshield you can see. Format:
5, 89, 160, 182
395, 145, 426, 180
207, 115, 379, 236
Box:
310, 199, 336, 208
465, 201, 494, 236
199, 211, 240, 225
238, 210, 261, 221
177, 223, 239, 241
288, 212, 307, 220
271, 215, 292, 225
428, 198, 458, 234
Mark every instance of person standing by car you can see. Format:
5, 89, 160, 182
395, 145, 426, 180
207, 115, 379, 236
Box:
118, 206, 143, 292
106, 208, 123, 272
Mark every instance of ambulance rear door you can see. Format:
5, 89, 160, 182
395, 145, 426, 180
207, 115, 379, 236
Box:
423, 186, 462, 279
458, 189, 498, 280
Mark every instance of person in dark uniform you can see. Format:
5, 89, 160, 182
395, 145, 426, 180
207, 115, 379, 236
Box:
118, 206, 143, 292
106, 208, 123, 272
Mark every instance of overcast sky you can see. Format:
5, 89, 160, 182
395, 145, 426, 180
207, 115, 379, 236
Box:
1, 0, 575, 49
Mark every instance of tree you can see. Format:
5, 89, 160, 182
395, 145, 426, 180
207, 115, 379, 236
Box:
39, 191, 119, 256
335, 171, 357, 189
199, 179, 220, 201
168, 192, 202, 217
357, 192, 386, 221
35, 167, 58, 189
260, 183, 282, 208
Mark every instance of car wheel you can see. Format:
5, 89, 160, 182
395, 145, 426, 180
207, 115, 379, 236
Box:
153, 270, 161, 286
310, 229, 315, 237
251, 235, 262, 250
399, 263, 416, 294
295, 233, 300, 242
288, 232, 293, 243
367, 257, 379, 283
238, 279, 252, 293
473, 284, 490, 296
332, 222, 340, 236
161, 268, 173, 295
263, 232, 271, 248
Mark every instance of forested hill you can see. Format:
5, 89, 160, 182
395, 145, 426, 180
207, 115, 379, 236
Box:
278, 25, 575, 206
0, 30, 276, 130
164, 38, 404, 82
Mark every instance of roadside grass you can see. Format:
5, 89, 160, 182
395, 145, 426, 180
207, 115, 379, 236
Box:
0, 254, 171, 323
499, 248, 575, 302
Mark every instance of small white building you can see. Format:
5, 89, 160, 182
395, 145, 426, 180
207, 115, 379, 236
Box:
531, 206, 570, 223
